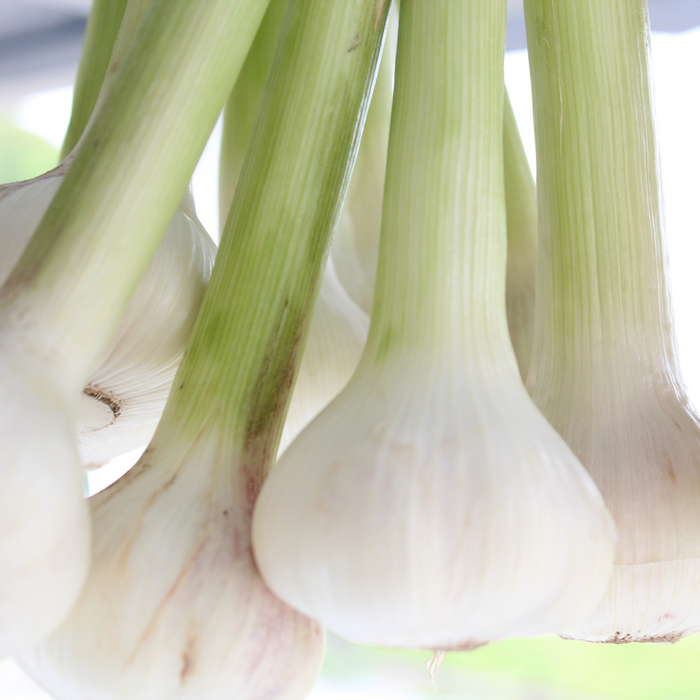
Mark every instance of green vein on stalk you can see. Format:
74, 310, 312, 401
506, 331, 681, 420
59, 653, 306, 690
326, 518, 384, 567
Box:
163, 0, 392, 461
219, 0, 288, 227
0, 0, 271, 380
60, 0, 129, 157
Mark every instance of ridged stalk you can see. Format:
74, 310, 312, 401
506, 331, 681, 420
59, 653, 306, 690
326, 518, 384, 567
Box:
60, 0, 129, 158
504, 91, 537, 380
218, 0, 288, 225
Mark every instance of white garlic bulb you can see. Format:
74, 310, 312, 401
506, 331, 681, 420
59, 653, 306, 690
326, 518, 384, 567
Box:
0, 331, 90, 655
17, 420, 325, 700
252, 0, 615, 650
279, 258, 368, 454
0, 167, 216, 467
523, 0, 700, 643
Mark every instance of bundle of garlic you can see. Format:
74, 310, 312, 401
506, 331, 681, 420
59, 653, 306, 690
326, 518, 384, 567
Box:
525, 0, 700, 643
0, 0, 271, 656
0, 170, 215, 468
252, 0, 615, 650
17, 1, 391, 696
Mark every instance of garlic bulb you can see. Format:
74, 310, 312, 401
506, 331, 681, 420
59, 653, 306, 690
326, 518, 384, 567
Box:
252, 0, 615, 650
524, 0, 700, 642
0, 336, 90, 656
17, 422, 324, 699
0, 167, 216, 467
279, 258, 368, 454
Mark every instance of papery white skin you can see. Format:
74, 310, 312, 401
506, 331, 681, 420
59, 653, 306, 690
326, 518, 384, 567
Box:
0, 335, 90, 655
279, 258, 368, 454
535, 370, 700, 643
17, 418, 325, 699
253, 353, 616, 649
0, 168, 216, 467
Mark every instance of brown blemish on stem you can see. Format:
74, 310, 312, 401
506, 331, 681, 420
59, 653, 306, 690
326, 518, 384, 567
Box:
348, 33, 361, 52
374, 0, 388, 31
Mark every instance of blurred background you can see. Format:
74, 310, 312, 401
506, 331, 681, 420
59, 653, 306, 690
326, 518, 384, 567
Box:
4, 0, 700, 698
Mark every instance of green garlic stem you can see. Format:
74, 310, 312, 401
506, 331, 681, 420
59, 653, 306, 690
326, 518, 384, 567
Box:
164, 0, 392, 470
0, 0, 271, 385
219, 0, 288, 227
60, 0, 129, 158
366, 0, 510, 361
504, 89, 538, 380
524, 0, 677, 387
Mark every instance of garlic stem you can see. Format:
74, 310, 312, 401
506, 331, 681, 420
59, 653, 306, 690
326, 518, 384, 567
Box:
524, 0, 700, 642
330, 4, 397, 316
18, 1, 392, 695
60, 0, 129, 158
219, 0, 370, 454
504, 90, 537, 381
219, 0, 287, 227
252, 0, 615, 649
173, 0, 392, 451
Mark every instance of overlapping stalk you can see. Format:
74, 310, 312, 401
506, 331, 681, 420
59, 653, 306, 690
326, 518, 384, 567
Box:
253, 0, 614, 649
220, 0, 371, 453
503, 91, 537, 380
59, 0, 129, 157
525, 0, 700, 642
18, 0, 392, 696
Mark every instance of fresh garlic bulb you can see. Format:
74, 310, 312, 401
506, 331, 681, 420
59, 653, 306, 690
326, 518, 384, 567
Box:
17, 421, 325, 699
0, 336, 90, 655
252, 0, 615, 650
0, 167, 216, 467
279, 258, 368, 454
524, 0, 700, 643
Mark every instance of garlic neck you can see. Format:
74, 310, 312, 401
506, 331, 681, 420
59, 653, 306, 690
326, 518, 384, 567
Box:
365, 2, 513, 367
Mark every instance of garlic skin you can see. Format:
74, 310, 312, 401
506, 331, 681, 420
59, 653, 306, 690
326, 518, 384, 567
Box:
536, 371, 700, 643
523, 0, 700, 643
279, 258, 368, 454
17, 420, 325, 700
254, 353, 615, 649
0, 170, 216, 467
0, 335, 90, 655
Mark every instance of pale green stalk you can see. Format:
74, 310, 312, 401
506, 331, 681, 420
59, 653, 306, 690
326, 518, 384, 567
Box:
60, 0, 129, 158
0, 0, 271, 388
504, 90, 537, 380
333, 3, 397, 314
366, 0, 510, 363
524, 0, 676, 393
162, 0, 391, 461
219, 0, 288, 226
